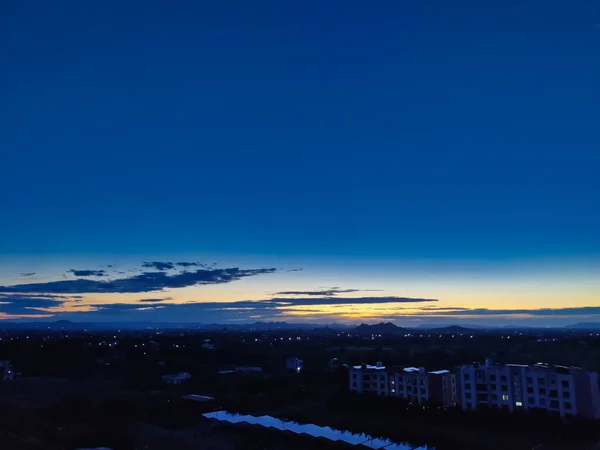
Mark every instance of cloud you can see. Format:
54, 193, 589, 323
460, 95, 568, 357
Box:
414, 306, 600, 317
175, 262, 216, 269
275, 287, 384, 296
0, 294, 65, 315
0, 293, 80, 300
142, 261, 176, 270
263, 296, 437, 306
20, 272, 36, 277
139, 297, 172, 303
0, 267, 278, 294
68, 269, 107, 277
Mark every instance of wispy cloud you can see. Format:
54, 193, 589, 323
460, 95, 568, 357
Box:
68, 269, 107, 277
20, 272, 36, 277
0, 267, 278, 294
142, 261, 176, 270
263, 296, 437, 306
275, 287, 384, 296
0, 294, 65, 315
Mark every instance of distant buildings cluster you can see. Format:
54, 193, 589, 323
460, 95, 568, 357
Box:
349, 359, 600, 419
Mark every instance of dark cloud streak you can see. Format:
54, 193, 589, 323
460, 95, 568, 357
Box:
142, 261, 176, 270
0, 267, 278, 294
69, 269, 107, 277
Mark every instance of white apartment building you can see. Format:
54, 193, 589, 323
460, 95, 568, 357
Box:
349, 363, 456, 406
388, 367, 429, 404
349, 362, 389, 395
456, 360, 600, 419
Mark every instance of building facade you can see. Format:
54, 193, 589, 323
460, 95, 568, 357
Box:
349, 362, 389, 396
455, 360, 600, 419
286, 357, 303, 373
0, 361, 15, 381
349, 363, 456, 406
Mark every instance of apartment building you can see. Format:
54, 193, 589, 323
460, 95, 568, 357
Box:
456, 360, 600, 419
349, 363, 456, 406
349, 362, 388, 396
429, 369, 457, 407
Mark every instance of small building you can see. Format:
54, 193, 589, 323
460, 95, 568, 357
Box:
162, 372, 191, 384
0, 360, 16, 381
286, 356, 303, 373
328, 358, 341, 370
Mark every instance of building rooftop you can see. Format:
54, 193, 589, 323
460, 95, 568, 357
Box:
352, 364, 386, 370
429, 370, 450, 375
183, 394, 214, 402
162, 372, 191, 381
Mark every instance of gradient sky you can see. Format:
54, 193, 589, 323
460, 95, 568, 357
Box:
1, 1, 599, 326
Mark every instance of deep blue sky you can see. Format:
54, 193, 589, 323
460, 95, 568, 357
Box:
0, 1, 599, 324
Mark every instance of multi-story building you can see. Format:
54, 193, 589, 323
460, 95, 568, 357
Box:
349, 363, 456, 406
428, 369, 457, 407
456, 360, 600, 419
349, 362, 388, 396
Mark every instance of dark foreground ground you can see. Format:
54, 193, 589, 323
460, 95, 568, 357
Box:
1, 376, 599, 450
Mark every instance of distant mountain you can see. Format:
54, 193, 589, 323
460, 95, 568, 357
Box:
414, 323, 488, 330
426, 325, 474, 333
354, 322, 405, 334
565, 323, 600, 330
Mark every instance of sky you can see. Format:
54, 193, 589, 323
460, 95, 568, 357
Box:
1, 1, 599, 326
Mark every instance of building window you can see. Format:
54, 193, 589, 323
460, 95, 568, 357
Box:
565, 402, 572, 410
538, 378, 545, 386
490, 374, 496, 381
561, 380, 569, 388
391, 389, 395, 393
527, 387, 534, 393
539, 388, 546, 395
526, 377, 533, 384
501, 385, 508, 391
501, 375, 507, 382
515, 401, 523, 407
502, 394, 509, 401
491, 394, 498, 401
528, 397, 535, 404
